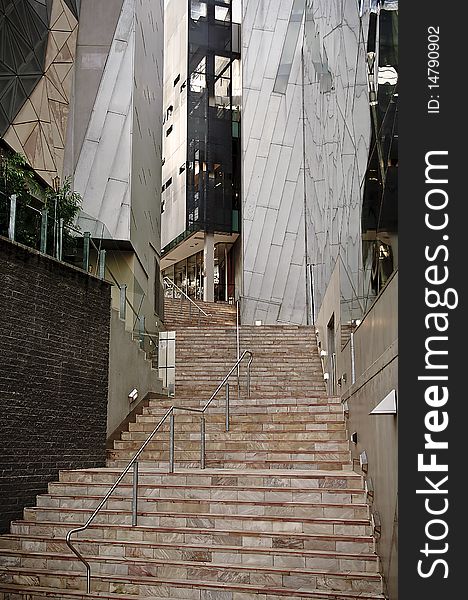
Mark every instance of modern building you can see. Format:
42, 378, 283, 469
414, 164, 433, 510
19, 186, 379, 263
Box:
1, 0, 165, 336
161, 0, 242, 303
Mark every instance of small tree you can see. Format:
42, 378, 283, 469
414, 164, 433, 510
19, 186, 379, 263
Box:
44, 176, 82, 228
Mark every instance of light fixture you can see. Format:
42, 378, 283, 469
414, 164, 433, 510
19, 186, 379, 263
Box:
320, 350, 328, 357
370, 389, 397, 415
323, 372, 329, 381
255, 320, 262, 326
360, 450, 368, 472
350, 431, 358, 444
128, 388, 138, 402
342, 400, 349, 416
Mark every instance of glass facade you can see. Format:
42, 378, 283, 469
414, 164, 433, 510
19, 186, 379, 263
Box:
186, 0, 241, 235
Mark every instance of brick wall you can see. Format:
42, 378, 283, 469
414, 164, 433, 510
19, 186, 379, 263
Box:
0, 236, 111, 533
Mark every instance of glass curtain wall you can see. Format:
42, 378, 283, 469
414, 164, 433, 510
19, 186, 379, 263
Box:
186, 0, 241, 235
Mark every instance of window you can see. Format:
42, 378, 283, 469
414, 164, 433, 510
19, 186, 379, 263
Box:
173, 74, 180, 86
165, 177, 173, 188
191, 1, 207, 21
179, 163, 186, 174
166, 125, 173, 136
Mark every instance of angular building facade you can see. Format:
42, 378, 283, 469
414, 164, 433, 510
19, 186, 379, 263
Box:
1, 0, 165, 335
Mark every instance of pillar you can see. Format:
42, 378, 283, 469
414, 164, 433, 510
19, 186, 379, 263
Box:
203, 232, 215, 302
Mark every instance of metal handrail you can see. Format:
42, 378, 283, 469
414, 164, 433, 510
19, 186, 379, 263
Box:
66, 349, 253, 593
163, 276, 210, 317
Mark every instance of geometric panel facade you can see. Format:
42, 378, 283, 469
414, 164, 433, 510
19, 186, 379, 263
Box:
0, 0, 52, 135
2, 0, 78, 184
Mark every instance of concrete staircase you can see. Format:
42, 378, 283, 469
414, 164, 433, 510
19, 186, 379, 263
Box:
0, 316, 385, 599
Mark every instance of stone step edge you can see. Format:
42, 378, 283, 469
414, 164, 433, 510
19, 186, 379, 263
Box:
50, 483, 366, 495
10, 520, 375, 543
24, 506, 370, 526
58, 468, 362, 478
0, 582, 386, 600
0, 534, 379, 561
0, 550, 381, 580
38, 494, 368, 511
0, 568, 384, 597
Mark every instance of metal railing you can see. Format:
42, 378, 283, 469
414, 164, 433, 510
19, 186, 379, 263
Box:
163, 276, 210, 324
65, 349, 253, 593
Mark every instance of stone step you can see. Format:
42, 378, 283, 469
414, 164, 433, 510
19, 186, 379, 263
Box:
107, 450, 351, 463
47, 482, 367, 503
121, 430, 347, 442
148, 396, 341, 406
113, 440, 351, 452
0, 535, 379, 572
34, 494, 368, 520
133, 412, 344, 425
143, 405, 342, 417
0, 561, 383, 595
106, 460, 351, 472
22, 505, 371, 537
9, 521, 375, 554
0, 549, 384, 594
57, 469, 364, 490
129, 416, 347, 440
0, 579, 386, 600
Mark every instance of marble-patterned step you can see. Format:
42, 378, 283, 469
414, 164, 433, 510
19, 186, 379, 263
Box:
56, 468, 364, 490
0, 581, 386, 600
0, 535, 379, 572
9, 521, 376, 554
34, 494, 369, 520
21, 506, 372, 538
46, 481, 367, 504
0, 564, 383, 596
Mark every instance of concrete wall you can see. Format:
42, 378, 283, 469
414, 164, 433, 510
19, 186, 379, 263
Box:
107, 309, 163, 437
0, 236, 111, 534
322, 272, 398, 600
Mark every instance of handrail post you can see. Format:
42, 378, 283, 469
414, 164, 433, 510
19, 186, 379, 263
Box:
225, 382, 230, 432
139, 316, 145, 350
98, 249, 106, 279
236, 300, 240, 398
40, 208, 48, 253
200, 415, 206, 469
83, 232, 90, 271
169, 411, 175, 473
8, 194, 17, 241
132, 461, 139, 526
57, 217, 64, 260
247, 359, 252, 398
119, 284, 127, 320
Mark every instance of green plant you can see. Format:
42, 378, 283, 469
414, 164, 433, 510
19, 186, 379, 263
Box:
44, 176, 82, 228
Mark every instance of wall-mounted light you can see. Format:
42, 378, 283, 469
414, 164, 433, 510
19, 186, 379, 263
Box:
365, 477, 374, 501
360, 450, 368, 473
255, 320, 262, 326
128, 388, 138, 402
342, 400, 349, 417
370, 389, 397, 415
371, 511, 382, 537
320, 350, 328, 357
323, 372, 330, 381
350, 431, 358, 444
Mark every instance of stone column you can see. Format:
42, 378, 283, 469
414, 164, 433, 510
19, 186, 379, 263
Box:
203, 232, 215, 302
